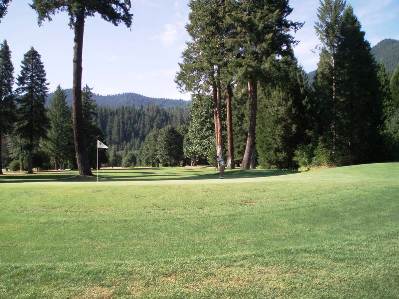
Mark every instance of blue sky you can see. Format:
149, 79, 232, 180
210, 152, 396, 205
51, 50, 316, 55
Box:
0, 0, 398, 100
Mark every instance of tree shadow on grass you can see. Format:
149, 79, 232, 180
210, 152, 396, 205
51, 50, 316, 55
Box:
0, 168, 295, 184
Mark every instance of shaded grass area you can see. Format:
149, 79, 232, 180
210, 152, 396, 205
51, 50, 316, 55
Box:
0, 167, 293, 183
0, 163, 398, 298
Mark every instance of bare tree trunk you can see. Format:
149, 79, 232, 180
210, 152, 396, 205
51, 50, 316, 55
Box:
241, 79, 257, 170
26, 151, 33, 174
226, 83, 235, 169
212, 75, 224, 168
0, 131, 3, 175
332, 54, 337, 161
72, 11, 92, 176
216, 77, 223, 160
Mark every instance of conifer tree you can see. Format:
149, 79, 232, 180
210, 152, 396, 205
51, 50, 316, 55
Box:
256, 58, 311, 169
334, 6, 383, 164
140, 129, 160, 167
15, 47, 49, 174
157, 126, 184, 167
314, 0, 346, 159
227, 0, 301, 169
0, 0, 11, 20
391, 65, 399, 109
177, 0, 229, 168
384, 65, 399, 159
0, 40, 14, 174
81, 85, 103, 168
46, 86, 74, 169
184, 94, 215, 165
31, 0, 133, 176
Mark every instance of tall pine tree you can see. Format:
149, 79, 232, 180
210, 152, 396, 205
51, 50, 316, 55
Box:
384, 65, 399, 159
81, 85, 103, 168
46, 86, 74, 169
32, 0, 133, 176
184, 94, 215, 165
334, 6, 383, 164
0, 40, 14, 174
15, 47, 48, 174
314, 0, 346, 160
227, 0, 301, 169
177, 0, 229, 169
257, 57, 311, 169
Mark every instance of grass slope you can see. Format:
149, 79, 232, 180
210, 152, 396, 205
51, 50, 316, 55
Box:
0, 164, 398, 298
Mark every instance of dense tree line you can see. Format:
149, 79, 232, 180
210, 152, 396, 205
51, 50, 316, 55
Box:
178, 0, 399, 170
1, 0, 399, 173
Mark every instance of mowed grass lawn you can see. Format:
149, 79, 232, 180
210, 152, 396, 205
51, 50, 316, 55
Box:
0, 164, 398, 298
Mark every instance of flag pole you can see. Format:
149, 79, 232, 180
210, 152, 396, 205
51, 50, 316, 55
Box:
97, 141, 99, 183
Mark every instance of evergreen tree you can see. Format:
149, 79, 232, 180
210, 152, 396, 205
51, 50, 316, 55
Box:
177, 0, 229, 168
81, 85, 103, 168
139, 129, 160, 167
227, 0, 301, 169
108, 146, 121, 167
0, 40, 14, 174
121, 150, 136, 168
334, 6, 383, 164
157, 126, 184, 167
15, 47, 49, 174
45, 86, 74, 169
383, 65, 399, 160
184, 94, 215, 165
7, 134, 27, 171
314, 0, 346, 159
391, 65, 399, 109
0, 0, 11, 20
32, 0, 133, 176
257, 58, 311, 169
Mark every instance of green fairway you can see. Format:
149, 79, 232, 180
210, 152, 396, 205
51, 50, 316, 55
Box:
0, 164, 398, 298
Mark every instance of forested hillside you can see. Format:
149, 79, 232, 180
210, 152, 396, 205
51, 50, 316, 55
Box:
98, 105, 189, 151
308, 38, 399, 80
371, 39, 399, 74
47, 89, 189, 109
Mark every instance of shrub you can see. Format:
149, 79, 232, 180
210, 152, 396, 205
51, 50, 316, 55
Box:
122, 151, 137, 168
8, 160, 20, 172
312, 140, 334, 167
294, 144, 314, 169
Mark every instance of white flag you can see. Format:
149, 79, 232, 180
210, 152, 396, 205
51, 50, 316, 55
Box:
97, 140, 109, 149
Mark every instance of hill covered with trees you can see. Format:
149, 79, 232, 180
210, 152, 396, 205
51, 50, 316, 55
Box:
371, 39, 399, 75
308, 38, 399, 81
47, 89, 189, 109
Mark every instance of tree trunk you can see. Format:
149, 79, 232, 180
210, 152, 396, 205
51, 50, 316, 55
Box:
0, 131, 3, 175
72, 11, 92, 176
241, 79, 257, 170
331, 54, 337, 161
216, 77, 223, 160
226, 83, 235, 169
26, 151, 33, 174
212, 76, 224, 164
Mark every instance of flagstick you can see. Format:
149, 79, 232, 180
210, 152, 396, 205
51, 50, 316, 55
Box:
97, 143, 99, 183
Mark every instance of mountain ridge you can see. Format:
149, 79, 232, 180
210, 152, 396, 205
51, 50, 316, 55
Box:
47, 89, 190, 109
308, 38, 399, 81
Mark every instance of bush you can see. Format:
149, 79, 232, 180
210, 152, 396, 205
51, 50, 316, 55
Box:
294, 144, 314, 169
312, 141, 334, 167
122, 151, 137, 168
8, 160, 20, 172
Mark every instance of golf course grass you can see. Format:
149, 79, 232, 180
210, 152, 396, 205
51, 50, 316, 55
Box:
0, 163, 398, 298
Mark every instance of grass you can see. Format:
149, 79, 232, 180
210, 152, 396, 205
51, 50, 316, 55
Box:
0, 163, 398, 298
